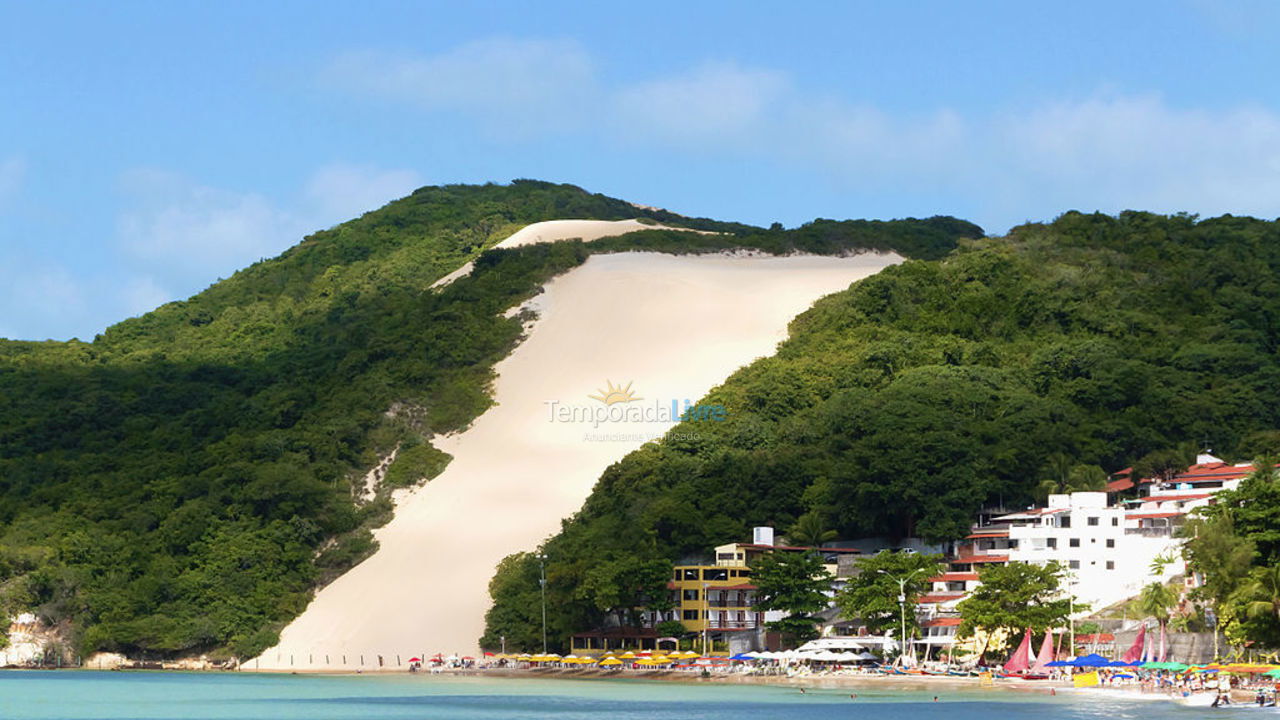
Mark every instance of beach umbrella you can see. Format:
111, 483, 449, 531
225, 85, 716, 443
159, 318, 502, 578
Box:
729, 653, 754, 661
600, 657, 623, 666
680, 650, 700, 659
1105, 660, 1130, 667
408, 657, 422, 663
1264, 669, 1280, 678
618, 651, 637, 659
563, 654, 579, 660
1072, 653, 1111, 667
1045, 660, 1071, 667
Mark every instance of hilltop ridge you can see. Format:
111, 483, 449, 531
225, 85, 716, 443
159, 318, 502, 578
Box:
0, 180, 976, 660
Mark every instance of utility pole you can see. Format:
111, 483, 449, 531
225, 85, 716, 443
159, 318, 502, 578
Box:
878, 567, 925, 664
702, 581, 709, 656
538, 553, 548, 654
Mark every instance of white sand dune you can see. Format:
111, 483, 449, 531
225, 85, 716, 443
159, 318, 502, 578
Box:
254, 248, 901, 671
430, 218, 712, 288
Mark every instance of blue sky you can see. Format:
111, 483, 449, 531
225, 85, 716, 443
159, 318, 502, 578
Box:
3, 1, 1279, 340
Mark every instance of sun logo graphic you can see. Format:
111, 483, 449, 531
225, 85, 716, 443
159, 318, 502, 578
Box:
589, 380, 642, 405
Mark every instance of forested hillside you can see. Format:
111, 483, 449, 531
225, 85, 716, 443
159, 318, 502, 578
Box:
0, 180, 973, 659
482, 211, 1280, 652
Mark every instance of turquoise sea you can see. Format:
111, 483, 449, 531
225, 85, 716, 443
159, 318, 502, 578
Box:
0, 672, 1215, 720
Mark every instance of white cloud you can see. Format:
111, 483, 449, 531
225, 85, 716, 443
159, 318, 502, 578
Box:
321, 38, 1280, 230
117, 163, 423, 289
614, 63, 789, 150
998, 94, 1280, 219
324, 38, 594, 135
304, 164, 423, 227
118, 168, 302, 274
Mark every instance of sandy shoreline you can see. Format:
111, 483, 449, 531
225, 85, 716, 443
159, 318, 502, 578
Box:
255, 242, 901, 670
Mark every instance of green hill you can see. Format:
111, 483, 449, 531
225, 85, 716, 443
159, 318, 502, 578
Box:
0, 180, 974, 659
481, 210, 1280, 652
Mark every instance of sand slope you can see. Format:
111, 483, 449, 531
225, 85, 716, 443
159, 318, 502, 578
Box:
430, 218, 711, 288
254, 249, 901, 670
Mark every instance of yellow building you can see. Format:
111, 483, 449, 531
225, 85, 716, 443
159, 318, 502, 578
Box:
668, 564, 760, 633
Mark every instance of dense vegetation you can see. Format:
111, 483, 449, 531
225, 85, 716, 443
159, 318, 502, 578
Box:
1184, 458, 1280, 650
483, 211, 1280, 652
0, 180, 969, 659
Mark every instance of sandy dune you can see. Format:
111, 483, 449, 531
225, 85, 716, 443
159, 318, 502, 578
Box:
254, 249, 901, 670
430, 218, 711, 288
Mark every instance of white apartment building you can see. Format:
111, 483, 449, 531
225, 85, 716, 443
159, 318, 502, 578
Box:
1002, 492, 1181, 613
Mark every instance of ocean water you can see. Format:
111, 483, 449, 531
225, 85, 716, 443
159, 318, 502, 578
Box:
0, 671, 1214, 720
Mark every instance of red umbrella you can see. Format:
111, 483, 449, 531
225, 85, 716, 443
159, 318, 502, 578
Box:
408, 657, 422, 663
462, 656, 475, 661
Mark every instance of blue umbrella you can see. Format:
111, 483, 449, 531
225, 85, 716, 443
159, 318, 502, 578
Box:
1106, 660, 1131, 667
1071, 654, 1111, 667
1045, 660, 1071, 667
729, 653, 755, 661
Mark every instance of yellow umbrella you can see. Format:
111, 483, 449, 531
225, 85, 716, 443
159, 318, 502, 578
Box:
619, 651, 637, 659
680, 650, 700, 659
599, 657, 623, 666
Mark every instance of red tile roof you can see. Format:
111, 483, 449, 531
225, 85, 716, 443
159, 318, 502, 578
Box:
1138, 492, 1214, 503
929, 572, 979, 582
966, 529, 1009, 539
1106, 477, 1135, 493
1075, 633, 1115, 643
922, 617, 963, 627
1126, 512, 1184, 519
715, 583, 757, 591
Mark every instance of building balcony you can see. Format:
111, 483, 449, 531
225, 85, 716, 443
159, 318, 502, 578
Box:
1125, 527, 1174, 537
706, 600, 756, 608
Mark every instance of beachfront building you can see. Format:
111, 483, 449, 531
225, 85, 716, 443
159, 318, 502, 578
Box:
999, 491, 1182, 612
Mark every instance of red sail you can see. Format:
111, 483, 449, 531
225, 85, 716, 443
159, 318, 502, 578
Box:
1030, 629, 1055, 673
1003, 628, 1033, 673
1121, 624, 1146, 663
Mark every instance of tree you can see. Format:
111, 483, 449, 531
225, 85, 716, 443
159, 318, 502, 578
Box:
957, 562, 1074, 658
751, 551, 833, 646
1133, 446, 1194, 487
1134, 581, 1179, 660
785, 511, 837, 548
835, 551, 944, 642
578, 555, 672, 630
1238, 565, 1280, 622
1034, 456, 1109, 502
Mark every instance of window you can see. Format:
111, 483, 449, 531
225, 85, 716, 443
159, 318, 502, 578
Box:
682, 610, 698, 620
681, 568, 699, 581
1106, 539, 1115, 549
1059, 516, 1071, 528
1106, 561, 1115, 570
717, 552, 736, 561
682, 589, 699, 601
1111, 517, 1119, 526
1069, 560, 1080, 569
1087, 516, 1099, 526
702, 568, 728, 581
1069, 538, 1080, 548
1046, 538, 1057, 549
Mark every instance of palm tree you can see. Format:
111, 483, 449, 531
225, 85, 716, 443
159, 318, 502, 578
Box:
1034, 456, 1108, 502
786, 511, 837, 548
1240, 565, 1280, 621
1136, 581, 1179, 661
